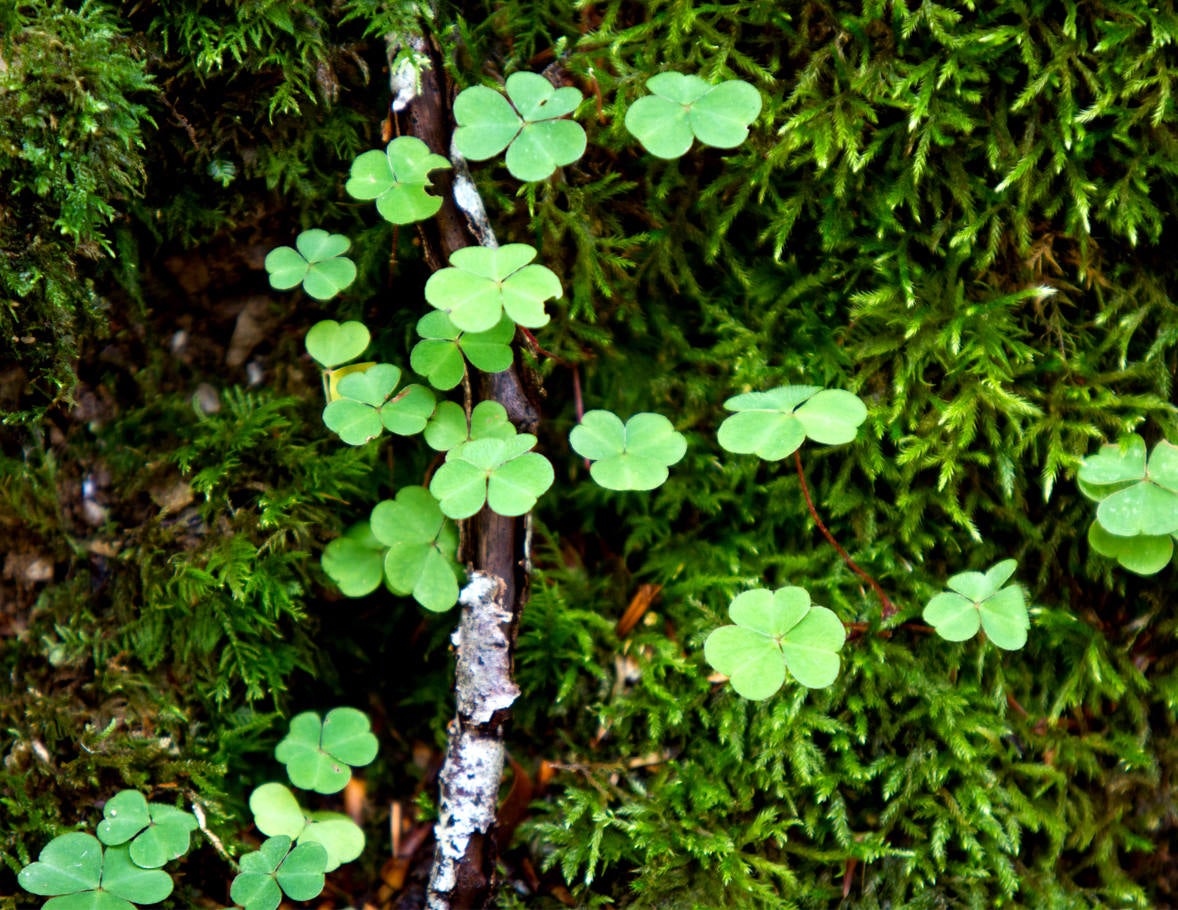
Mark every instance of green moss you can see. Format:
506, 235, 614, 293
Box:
0, 1, 153, 414
5, 1, 1178, 906
442, 0, 1178, 905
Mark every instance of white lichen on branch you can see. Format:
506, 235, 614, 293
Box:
450, 144, 499, 250
385, 34, 429, 113
453, 572, 519, 723
426, 571, 519, 909
428, 732, 505, 903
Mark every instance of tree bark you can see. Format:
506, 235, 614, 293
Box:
387, 31, 538, 910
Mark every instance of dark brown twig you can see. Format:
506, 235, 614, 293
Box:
160, 92, 200, 151
794, 451, 898, 620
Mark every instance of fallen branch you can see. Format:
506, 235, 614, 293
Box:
387, 25, 539, 909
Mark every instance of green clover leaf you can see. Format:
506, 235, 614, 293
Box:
923, 559, 1029, 650
271, 841, 327, 902
370, 486, 461, 612
300, 812, 366, 873
275, 707, 379, 795
380, 383, 437, 436
94, 790, 151, 845
321, 521, 385, 597
1087, 522, 1176, 576
469, 400, 516, 440
424, 243, 562, 333
624, 73, 762, 159
453, 71, 586, 181
410, 313, 466, 391
429, 434, 554, 518
264, 229, 357, 301
19, 834, 174, 910
410, 311, 515, 391
322, 362, 377, 403
1077, 434, 1149, 491
230, 836, 327, 910
305, 320, 370, 370
423, 400, 470, 452
19, 834, 104, 901
322, 364, 437, 446
424, 400, 516, 452
345, 136, 451, 224
569, 410, 688, 491
1077, 435, 1178, 537
95, 791, 197, 869
334, 363, 402, 408
704, 586, 846, 699
323, 364, 400, 446
248, 784, 365, 873
250, 782, 307, 839
717, 385, 867, 460
459, 320, 517, 373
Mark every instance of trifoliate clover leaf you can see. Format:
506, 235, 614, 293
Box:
370, 486, 461, 612
230, 836, 327, 910
717, 385, 867, 460
323, 364, 401, 446
19, 834, 174, 910
265, 229, 357, 301
430, 434, 555, 518
923, 559, 1029, 650
570, 410, 687, 491
275, 708, 379, 795
1087, 521, 1176, 576
411, 311, 515, 391
95, 791, 197, 869
248, 784, 365, 873
1077, 435, 1178, 537
453, 71, 586, 181
345, 137, 451, 224
305, 320, 370, 370
322, 365, 437, 445
624, 73, 762, 159
321, 522, 385, 597
704, 586, 846, 699
424, 243, 561, 333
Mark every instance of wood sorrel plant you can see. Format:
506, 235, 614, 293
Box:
264, 34, 1035, 908
17, 709, 374, 910
1077, 434, 1178, 575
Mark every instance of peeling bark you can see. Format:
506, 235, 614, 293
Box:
427, 573, 518, 909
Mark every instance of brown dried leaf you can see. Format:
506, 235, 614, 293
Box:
615, 583, 662, 637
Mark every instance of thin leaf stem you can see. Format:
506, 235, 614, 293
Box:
794, 451, 898, 620
571, 366, 589, 469
519, 325, 568, 365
